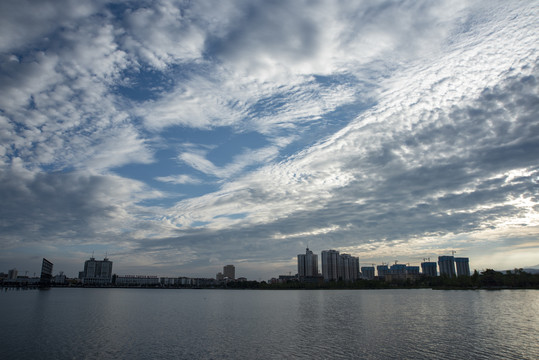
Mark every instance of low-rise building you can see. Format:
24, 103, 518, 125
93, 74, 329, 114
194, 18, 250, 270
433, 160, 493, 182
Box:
115, 275, 160, 286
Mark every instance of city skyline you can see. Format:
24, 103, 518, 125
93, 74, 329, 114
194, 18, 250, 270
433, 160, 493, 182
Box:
5, 250, 535, 282
1, 1, 538, 280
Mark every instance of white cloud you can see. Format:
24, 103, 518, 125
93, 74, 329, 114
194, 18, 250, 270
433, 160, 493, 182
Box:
0, 5, 153, 174
1, 0, 538, 278
155, 174, 201, 185
138, 74, 248, 130
122, 0, 205, 68
0, 0, 103, 53
178, 144, 280, 179
159, 1, 539, 254
82, 125, 154, 172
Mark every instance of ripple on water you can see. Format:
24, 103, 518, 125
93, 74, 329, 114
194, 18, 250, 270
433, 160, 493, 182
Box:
1, 288, 538, 359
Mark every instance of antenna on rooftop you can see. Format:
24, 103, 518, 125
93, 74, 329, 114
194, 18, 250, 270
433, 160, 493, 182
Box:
452, 250, 456, 256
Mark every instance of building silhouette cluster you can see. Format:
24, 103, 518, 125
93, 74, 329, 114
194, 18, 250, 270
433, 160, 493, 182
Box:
1, 250, 472, 288
216, 265, 236, 281
0, 255, 241, 288
293, 248, 470, 283
0, 258, 55, 288
438, 255, 471, 277
322, 250, 360, 281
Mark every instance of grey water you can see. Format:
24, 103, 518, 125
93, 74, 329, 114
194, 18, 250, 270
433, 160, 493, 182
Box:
1, 288, 538, 359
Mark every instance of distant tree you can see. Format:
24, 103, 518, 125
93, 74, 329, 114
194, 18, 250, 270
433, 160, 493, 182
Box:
480, 269, 503, 287
471, 269, 479, 286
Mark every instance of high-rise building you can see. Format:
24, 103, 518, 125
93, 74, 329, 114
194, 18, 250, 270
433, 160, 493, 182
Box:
297, 248, 318, 279
438, 256, 456, 277
383, 263, 421, 283
390, 263, 407, 274
455, 257, 470, 277
321, 250, 341, 281
377, 265, 389, 278
361, 266, 375, 280
8, 268, 18, 280
341, 254, 360, 281
82, 256, 113, 285
321, 250, 359, 282
421, 261, 437, 277
223, 265, 235, 280
40, 258, 53, 287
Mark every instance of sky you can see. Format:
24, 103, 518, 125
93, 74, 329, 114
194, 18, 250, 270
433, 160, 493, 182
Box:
1, 0, 538, 280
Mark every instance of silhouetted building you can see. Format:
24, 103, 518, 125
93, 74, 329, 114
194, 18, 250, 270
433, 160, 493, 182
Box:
390, 263, 407, 274
384, 263, 407, 282
438, 256, 456, 277
321, 250, 359, 282
115, 275, 159, 286
421, 261, 437, 277
8, 268, 18, 280
322, 250, 341, 281
278, 275, 297, 283
361, 266, 375, 280
406, 266, 420, 275
223, 265, 235, 280
341, 254, 360, 281
455, 257, 470, 277
40, 258, 53, 287
82, 256, 113, 285
53, 272, 66, 285
377, 265, 389, 278
298, 248, 318, 280
161, 277, 181, 286
384, 263, 420, 283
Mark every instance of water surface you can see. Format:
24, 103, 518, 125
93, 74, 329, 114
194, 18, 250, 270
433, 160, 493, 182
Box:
1, 288, 537, 359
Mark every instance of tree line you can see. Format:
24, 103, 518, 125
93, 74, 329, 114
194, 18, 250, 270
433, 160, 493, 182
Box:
225, 269, 539, 290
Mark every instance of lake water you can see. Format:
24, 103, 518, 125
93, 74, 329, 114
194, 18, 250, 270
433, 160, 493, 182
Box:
0, 288, 538, 359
